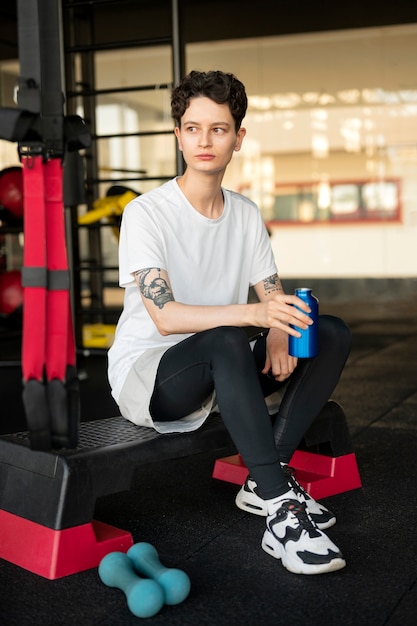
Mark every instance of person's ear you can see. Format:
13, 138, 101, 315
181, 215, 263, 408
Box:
174, 126, 183, 151
234, 127, 246, 152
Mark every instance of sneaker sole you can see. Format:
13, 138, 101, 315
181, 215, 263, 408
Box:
236, 492, 337, 530
261, 529, 346, 575
235, 490, 267, 517
314, 514, 337, 531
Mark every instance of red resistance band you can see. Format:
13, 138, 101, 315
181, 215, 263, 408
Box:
21, 155, 79, 451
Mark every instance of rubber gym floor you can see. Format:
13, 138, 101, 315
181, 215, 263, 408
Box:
0, 296, 416, 626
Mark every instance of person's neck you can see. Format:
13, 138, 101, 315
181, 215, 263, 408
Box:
177, 170, 224, 219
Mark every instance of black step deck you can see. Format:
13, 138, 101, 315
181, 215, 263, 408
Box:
0, 413, 235, 530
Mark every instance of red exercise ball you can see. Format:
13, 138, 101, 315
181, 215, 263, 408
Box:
0, 166, 24, 219
0, 270, 23, 316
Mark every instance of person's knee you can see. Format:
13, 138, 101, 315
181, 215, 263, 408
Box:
209, 326, 248, 347
204, 326, 250, 359
319, 315, 352, 353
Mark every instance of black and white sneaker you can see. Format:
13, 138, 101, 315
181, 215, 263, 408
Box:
235, 470, 336, 530
262, 493, 346, 575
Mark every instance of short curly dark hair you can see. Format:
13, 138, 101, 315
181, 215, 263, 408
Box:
171, 70, 248, 132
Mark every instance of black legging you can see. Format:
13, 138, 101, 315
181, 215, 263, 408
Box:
149, 315, 352, 500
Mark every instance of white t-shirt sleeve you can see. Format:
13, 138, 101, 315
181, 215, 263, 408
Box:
118, 196, 167, 288
250, 222, 277, 286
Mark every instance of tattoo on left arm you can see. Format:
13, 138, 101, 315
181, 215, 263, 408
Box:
263, 273, 283, 296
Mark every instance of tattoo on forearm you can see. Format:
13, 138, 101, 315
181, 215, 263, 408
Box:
263, 273, 283, 296
135, 268, 174, 309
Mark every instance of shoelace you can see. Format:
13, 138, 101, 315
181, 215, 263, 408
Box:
283, 500, 320, 536
282, 464, 311, 501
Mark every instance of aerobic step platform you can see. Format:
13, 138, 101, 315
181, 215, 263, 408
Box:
213, 400, 362, 500
0, 413, 235, 579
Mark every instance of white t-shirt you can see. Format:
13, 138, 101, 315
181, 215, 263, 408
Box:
108, 177, 277, 428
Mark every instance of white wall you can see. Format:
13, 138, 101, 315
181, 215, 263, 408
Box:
203, 26, 417, 279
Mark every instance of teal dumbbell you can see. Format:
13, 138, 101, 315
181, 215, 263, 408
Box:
98, 551, 165, 618
127, 543, 191, 606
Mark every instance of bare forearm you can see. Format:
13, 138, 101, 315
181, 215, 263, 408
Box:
134, 268, 254, 334
135, 267, 312, 337
154, 301, 259, 335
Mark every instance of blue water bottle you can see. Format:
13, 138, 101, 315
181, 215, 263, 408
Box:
288, 288, 319, 358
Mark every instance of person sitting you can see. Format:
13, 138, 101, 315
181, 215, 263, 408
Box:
108, 70, 352, 575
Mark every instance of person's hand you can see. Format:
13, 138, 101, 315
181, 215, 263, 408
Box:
255, 293, 312, 336
262, 327, 298, 381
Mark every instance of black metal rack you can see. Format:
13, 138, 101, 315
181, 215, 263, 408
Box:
62, 0, 185, 345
